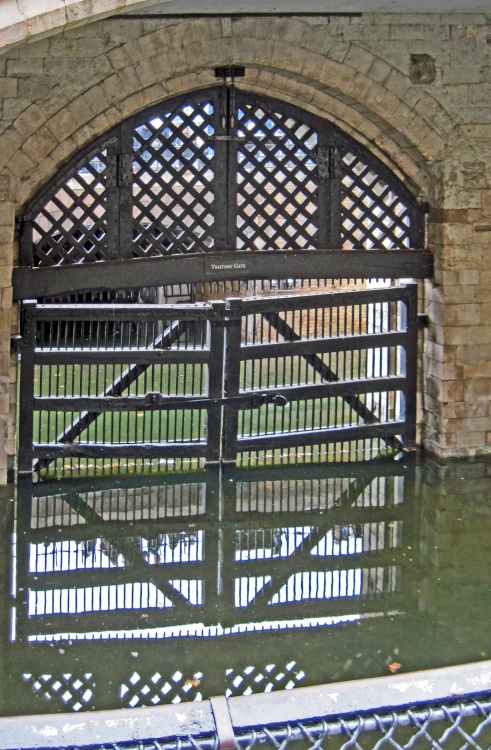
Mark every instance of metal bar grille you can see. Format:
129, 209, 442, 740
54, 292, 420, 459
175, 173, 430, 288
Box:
21, 303, 214, 477
226, 285, 417, 467
18, 284, 418, 476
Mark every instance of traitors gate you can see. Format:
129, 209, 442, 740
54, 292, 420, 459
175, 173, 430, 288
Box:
12, 82, 432, 477
18, 285, 418, 475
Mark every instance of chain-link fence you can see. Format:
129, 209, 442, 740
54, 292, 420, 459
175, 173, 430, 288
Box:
1, 664, 491, 750
234, 698, 491, 750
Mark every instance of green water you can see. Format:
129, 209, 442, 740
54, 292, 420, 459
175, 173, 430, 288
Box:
0, 455, 490, 716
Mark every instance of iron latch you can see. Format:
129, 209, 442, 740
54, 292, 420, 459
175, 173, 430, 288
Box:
251, 392, 289, 408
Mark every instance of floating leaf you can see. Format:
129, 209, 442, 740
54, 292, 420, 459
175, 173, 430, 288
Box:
185, 678, 201, 687
389, 662, 401, 673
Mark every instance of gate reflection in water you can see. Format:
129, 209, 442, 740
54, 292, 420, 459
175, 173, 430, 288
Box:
3, 458, 491, 718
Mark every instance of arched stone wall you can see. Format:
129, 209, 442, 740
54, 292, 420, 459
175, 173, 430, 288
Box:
1, 12, 491, 479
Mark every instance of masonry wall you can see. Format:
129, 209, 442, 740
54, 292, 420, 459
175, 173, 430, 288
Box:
0, 12, 491, 481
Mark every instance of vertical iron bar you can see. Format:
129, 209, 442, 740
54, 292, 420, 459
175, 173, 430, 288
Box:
401, 284, 418, 449
206, 302, 226, 465
18, 301, 37, 474
222, 298, 243, 464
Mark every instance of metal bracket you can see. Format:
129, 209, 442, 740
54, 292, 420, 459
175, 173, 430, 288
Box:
10, 334, 26, 351
251, 392, 290, 408
215, 66, 245, 79
316, 147, 343, 180
209, 696, 236, 750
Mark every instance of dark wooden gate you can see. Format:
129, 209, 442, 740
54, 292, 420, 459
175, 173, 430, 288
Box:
18, 285, 418, 477
13, 87, 429, 476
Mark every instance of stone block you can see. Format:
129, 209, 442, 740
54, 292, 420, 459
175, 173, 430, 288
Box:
48, 36, 77, 58
0, 15, 28, 51
461, 124, 491, 138
367, 57, 391, 83
318, 58, 356, 90
7, 59, 40, 79
463, 360, 491, 379
343, 44, 375, 74
0, 288, 12, 311
389, 23, 435, 40
0, 78, 17, 98
446, 324, 490, 345
134, 58, 158, 89
37, 85, 70, 119
21, 126, 58, 162
385, 69, 411, 97
76, 36, 106, 58
20, 38, 50, 58
455, 342, 491, 367
457, 269, 480, 285
5, 148, 35, 182
0, 245, 14, 267
424, 339, 455, 365
455, 430, 487, 449
418, 130, 445, 160
443, 65, 482, 85
464, 377, 491, 401
425, 357, 462, 382
425, 375, 464, 403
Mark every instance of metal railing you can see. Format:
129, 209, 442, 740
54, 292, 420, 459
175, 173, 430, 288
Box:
1, 661, 490, 750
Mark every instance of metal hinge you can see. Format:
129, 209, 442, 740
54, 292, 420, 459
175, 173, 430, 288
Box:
106, 154, 133, 187
11, 334, 26, 351
417, 313, 429, 328
316, 146, 343, 180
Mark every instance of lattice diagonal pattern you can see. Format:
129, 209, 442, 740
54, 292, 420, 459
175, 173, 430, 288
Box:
225, 661, 306, 697
22, 672, 95, 712
32, 150, 107, 267
121, 670, 204, 707
340, 151, 412, 249
132, 101, 215, 257
236, 103, 318, 250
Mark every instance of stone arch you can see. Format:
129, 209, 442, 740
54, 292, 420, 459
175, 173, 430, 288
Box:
0, 17, 456, 214
0, 0, 153, 53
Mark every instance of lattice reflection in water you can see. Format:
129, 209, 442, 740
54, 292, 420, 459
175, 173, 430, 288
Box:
225, 662, 305, 696
121, 670, 204, 706
21, 672, 95, 712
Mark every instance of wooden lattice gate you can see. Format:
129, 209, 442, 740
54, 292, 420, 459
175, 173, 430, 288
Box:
13, 86, 430, 476
18, 285, 418, 477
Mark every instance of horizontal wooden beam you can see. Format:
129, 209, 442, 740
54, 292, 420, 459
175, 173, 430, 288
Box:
12, 249, 433, 300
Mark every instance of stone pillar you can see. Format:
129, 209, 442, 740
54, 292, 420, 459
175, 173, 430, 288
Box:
423, 142, 491, 459
0, 196, 15, 484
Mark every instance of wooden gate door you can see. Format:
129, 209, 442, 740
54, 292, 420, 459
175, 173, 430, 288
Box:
222, 284, 418, 466
18, 285, 418, 477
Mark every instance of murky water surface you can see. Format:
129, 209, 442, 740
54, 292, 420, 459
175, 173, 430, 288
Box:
0, 456, 490, 716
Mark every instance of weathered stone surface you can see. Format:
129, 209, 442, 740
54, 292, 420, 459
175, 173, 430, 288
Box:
0, 12, 490, 476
